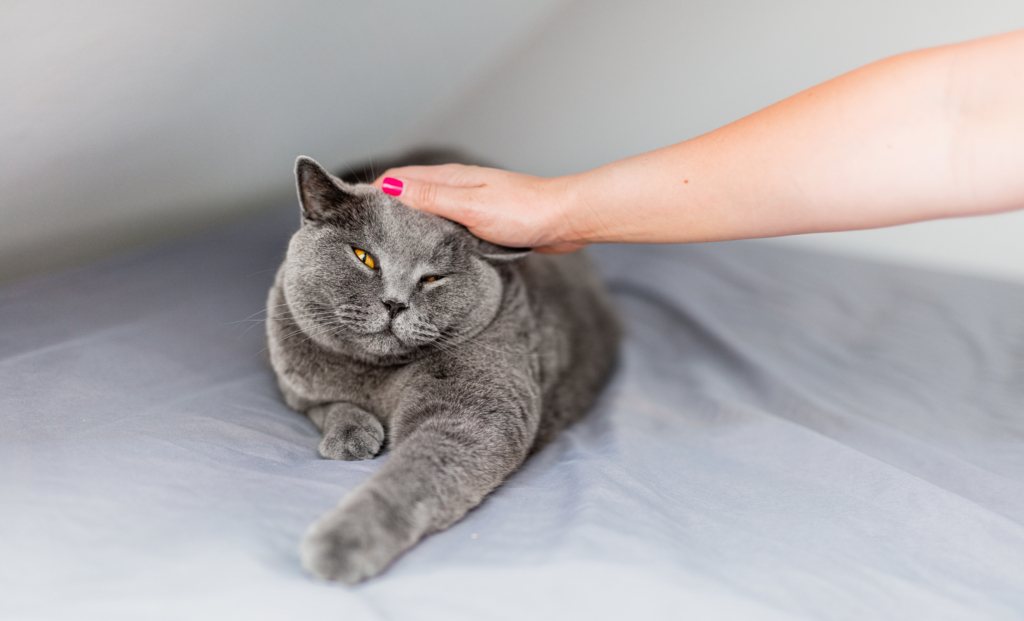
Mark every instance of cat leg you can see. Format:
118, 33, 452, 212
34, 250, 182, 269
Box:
307, 402, 385, 461
301, 401, 534, 583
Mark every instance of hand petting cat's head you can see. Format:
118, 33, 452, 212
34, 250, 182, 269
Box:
282, 157, 528, 363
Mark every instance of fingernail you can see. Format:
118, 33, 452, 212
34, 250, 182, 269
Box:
382, 177, 403, 196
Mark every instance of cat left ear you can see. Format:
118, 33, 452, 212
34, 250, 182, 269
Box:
295, 156, 357, 222
478, 240, 532, 263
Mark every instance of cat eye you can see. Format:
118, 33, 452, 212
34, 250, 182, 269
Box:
420, 275, 442, 284
353, 248, 376, 269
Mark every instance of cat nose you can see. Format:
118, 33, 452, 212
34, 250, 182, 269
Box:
382, 299, 408, 319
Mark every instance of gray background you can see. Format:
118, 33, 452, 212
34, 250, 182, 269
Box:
3, 0, 1024, 283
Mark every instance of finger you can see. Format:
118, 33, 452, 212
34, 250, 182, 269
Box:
377, 175, 481, 225
373, 163, 484, 188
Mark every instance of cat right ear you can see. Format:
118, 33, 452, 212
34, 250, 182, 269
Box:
295, 156, 355, 222
477, 240, 533, 263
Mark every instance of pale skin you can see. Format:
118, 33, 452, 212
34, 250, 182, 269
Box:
374, 29, 1024, 254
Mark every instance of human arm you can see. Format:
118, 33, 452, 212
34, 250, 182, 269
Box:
375, 29, 1024, 253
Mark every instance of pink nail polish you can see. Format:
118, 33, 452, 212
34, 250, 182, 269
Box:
382, 177, 403, 196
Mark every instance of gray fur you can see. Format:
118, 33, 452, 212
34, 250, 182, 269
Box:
266, 154, 620, 584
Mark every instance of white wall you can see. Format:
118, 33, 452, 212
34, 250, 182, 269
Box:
414, 0, 1024, 283
0, 0, 566, 282
5, 0, 1023, 284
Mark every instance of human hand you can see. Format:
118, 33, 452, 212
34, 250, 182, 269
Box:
372, 164, 589, 254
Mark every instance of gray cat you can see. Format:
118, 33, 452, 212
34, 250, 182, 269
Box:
266, 152, 620, 583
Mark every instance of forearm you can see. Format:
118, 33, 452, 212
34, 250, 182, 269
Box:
564, 29, 1024, 245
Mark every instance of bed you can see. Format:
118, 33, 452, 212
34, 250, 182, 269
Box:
2, 205, 1023, 620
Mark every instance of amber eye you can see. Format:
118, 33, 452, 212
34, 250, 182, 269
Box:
421, 275, 441, 283
353, 248, 376, 269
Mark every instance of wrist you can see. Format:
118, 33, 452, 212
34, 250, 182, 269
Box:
543, 171, 602, 248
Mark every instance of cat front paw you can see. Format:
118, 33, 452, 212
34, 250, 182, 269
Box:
300, 495, 408, 584
319, 415, 385, 461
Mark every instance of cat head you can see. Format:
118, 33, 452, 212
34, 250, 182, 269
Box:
281, 156, 529, 363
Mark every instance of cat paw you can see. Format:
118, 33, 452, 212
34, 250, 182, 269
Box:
318, 416, 385, 461
300, 497, 406, 584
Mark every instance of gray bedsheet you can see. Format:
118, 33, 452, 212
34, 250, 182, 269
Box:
2, 206, 1023, 620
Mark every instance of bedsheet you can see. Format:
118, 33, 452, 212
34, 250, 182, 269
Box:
2, 206, 1023, 620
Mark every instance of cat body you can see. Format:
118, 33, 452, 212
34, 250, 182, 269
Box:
267, 153, 619, 583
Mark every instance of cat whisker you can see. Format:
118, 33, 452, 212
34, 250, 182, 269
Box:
295, 323, 347, 346
278, 320, 342, 342
228, 302, 298, 329
430, 331, 551, 358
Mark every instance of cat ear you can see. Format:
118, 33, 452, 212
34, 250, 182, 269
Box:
477, 240, 532, 263
295, 156, 357, 222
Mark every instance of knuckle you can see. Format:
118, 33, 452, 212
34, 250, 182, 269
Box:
442, 163, 482, 188
418, 182, 439, 209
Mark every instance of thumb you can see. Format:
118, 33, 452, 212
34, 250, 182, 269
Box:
376, 175, 478, 224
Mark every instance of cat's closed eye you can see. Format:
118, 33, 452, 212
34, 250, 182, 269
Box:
353, 248, 376, 269
420, 275, 442, 284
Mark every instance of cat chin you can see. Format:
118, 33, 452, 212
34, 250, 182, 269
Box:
306, 324, 441, 364
341, 332, 424, 364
